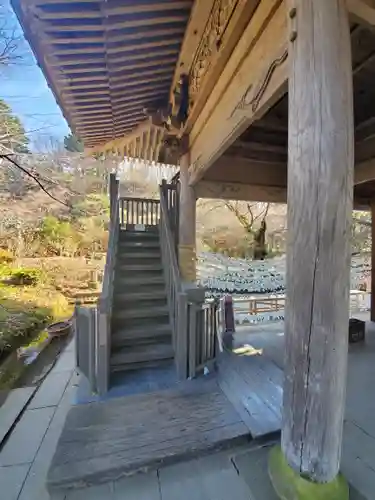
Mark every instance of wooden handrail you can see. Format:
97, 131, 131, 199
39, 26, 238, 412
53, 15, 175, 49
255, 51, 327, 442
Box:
159, 183, 188, 378
159, 181, 219, 379
96, 176, 120, 394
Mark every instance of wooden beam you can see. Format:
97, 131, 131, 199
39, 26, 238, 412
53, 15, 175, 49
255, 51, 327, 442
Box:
355, 158, 375, 183
204, 154, 287, 186
195, 180, 369, 210
58, 56, 177, 75
195, 180, 287, 203
281, 0, 353, 486
347, 0, 375, 28
48, 48, 179, 68
36, 14, 188, 32
189, 0, 288, 185
44, 26, 185, 45
33, 1, 191, 19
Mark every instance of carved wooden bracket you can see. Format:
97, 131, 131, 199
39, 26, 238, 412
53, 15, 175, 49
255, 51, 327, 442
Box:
230, 48, 288, 119
190, 0, 239, 99
158, 134, 189, 165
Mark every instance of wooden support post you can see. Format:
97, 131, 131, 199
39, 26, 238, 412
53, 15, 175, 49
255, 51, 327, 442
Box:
371, 201, 375, 322
179, 153, 197, 282
109, 172, 118, 219
270, 1, 353, 498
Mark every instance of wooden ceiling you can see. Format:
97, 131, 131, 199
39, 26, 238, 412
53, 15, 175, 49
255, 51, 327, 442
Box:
11, 0, 194, 148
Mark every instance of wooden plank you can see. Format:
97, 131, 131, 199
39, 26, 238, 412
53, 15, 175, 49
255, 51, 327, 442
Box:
189, 0, 288, 185
0, 387, 37, 445
232, 355, 282, 421
218, 352, 281, 437
196, 181, 287, 203
283, 0, 354, 483
47, 378, 249, 490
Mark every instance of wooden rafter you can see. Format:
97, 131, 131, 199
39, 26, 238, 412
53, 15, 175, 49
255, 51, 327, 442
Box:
347, 0, 375, 28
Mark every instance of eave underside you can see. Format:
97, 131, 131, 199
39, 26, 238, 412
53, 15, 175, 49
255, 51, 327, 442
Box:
11, 0, 194, 149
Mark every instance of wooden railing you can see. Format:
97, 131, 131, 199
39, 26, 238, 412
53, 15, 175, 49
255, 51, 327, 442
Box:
159, 183, 186, 377
161, 180, 179, 252
159, 182, 219, 379
188, 299, 219, 378
75, 174, 120, 395
120, 197, 160, 228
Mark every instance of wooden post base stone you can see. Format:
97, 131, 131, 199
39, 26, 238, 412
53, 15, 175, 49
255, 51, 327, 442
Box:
268, 446, 349, 500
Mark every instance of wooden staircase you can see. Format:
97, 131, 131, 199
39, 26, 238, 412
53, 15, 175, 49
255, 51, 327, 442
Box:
75, 178, 219, 395
110, 229, 174, 373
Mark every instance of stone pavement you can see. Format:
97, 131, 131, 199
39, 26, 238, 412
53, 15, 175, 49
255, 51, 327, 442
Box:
0, 336, 77, 500
1, 317, 373, 499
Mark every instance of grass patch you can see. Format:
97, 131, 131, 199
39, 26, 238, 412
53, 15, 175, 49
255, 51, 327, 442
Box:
0, 281, 72, 356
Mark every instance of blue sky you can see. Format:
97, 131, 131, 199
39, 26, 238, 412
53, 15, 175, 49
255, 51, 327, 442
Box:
1, 0, 70, 150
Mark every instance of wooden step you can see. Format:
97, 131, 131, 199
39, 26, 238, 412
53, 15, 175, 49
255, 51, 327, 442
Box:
117, 251, 161, 260
113, 289, 167, 303
119, 230, 159, 240
110, 343, 174, 371
111, 324, 172, 347
118, 240, 160, 250
112, 305, 169, 321
115, 275, 165, 288
116, 263, 163, 273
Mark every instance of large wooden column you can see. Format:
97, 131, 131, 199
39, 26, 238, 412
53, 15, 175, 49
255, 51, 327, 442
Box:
271, 0, 354, 497
178, 153, 197, 282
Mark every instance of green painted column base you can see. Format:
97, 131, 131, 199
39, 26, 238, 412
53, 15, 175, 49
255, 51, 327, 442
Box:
268, 445, 349, 500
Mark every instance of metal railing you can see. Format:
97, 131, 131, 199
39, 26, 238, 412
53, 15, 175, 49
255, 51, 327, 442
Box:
120, 197, 160, 228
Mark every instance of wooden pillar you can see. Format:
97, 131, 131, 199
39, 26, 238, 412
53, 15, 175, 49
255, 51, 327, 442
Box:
178, 153, 196, 282
371, 201, 375, 321
276, 0, 354, 492
109, 173, 118, 219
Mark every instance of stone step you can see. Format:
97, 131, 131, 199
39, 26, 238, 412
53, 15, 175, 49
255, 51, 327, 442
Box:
110, 343, 174, 371
111, 324, 172, 347
112, 305, 169, 321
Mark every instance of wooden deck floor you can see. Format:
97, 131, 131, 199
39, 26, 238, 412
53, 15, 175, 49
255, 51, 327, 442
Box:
47, 353, 284, 492
218, 349, 283, 438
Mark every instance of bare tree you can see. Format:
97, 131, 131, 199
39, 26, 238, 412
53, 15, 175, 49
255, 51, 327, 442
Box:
199, 199, 270, 236
0, 5, 25, 68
